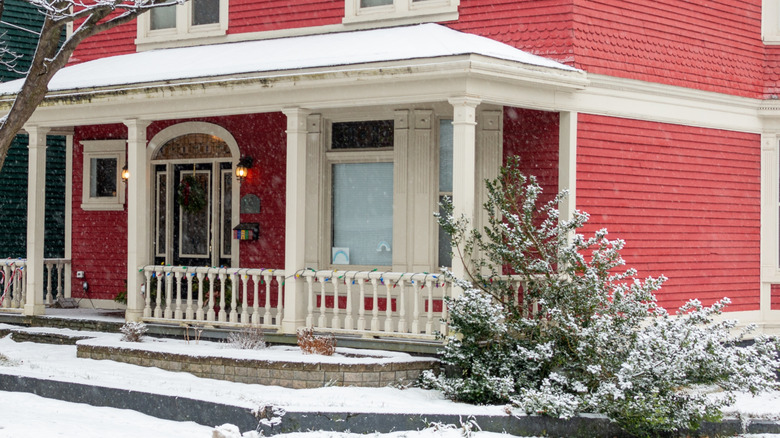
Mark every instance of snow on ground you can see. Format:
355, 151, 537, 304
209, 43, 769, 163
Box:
1, 324, 780, 437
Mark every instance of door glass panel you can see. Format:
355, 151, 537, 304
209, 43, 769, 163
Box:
179, 171, 210, 258
221, 169, 232, 257
156, 171, 167, 257
438, 119, 453, 267
332, 162, 393, 266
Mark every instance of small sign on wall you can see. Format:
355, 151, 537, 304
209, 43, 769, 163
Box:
233, 223, 259, 240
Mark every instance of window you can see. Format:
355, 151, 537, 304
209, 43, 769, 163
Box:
81, 140, 126, 211
329, 120, 394, 267
437, 118, 453, 267
137, 0, 227, 49
344, 0, 458, 25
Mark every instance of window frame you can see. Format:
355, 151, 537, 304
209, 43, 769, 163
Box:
343, 0, 459, 25
136, 0, 228, 49
80, 140, 126, 211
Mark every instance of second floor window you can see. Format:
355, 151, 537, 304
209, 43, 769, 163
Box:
138, 0, 227, 49
344, 0, 458, 25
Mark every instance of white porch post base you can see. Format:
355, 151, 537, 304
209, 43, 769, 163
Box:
23, 126, 49, 316
125, 119, 151, 322
281, 108, 311, 334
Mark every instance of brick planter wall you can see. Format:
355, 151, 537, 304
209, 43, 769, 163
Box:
77, 343, 439, 389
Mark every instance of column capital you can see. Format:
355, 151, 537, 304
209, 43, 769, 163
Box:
282, 107, 312, 133
123, 118, 151, 130
448, 96, 482, 109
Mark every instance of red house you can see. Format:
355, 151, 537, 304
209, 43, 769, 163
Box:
1, 0, 778, 339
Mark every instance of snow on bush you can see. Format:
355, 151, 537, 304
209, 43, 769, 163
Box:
226, 326, 267, 350
421, 157, 780, 437
119, 322, 148, 342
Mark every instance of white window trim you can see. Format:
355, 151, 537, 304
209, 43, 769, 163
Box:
343, 0, 458, 26
763, 0, 780, 44
136, 0, 228, 50
80, 140, 126, 211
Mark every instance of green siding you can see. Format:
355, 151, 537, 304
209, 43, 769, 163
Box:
0, 2, 66, 259
0, 135, 67, 258
0, 0, 46, 81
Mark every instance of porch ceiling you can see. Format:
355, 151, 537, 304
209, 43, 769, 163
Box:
0, 23, 588, 126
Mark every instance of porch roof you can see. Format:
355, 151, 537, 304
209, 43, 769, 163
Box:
0, 23, 580, 96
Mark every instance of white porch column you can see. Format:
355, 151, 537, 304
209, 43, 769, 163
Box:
559, 111, 578, 223
449, 97, 481, 286
24, 126, 49, 316
282, 107, 311, 333
125, 119, 151, 322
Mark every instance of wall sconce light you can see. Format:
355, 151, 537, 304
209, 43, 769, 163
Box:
121, 164, 130, 183
235, 156, 253, 183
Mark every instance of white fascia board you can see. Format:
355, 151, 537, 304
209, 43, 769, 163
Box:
10, 56, 586, 127
563, 74, 763, 133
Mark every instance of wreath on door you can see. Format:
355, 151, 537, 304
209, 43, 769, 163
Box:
178, 174, 207, 214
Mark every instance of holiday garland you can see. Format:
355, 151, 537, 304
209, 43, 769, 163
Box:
178, 174, 207, 214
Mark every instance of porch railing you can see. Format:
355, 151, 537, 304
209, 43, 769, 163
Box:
0, 258, 71, 312
139, 265, 527, 340
140, 266, 285, 328
299, 270, 453, 339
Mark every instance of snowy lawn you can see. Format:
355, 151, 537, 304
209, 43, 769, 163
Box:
0, 325, 779, 437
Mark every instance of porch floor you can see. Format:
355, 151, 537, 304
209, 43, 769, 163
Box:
0, 308, 442, 355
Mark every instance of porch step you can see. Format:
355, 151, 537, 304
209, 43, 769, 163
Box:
0, 325, 95, 345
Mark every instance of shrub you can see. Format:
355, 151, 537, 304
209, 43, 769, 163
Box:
119, 321, 148, 342
422, 157, 780, 436
297, 327, 336, 356
226, 326, 267, 350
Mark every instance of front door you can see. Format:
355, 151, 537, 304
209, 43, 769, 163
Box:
153, 161, 232, 267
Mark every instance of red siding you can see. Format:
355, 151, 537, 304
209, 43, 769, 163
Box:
228, 0, 342, 34
577, 114, 761, 312
773, 284, 780, 310
570, 0, 765, 98
148, 113, 288, 270
454, 0, 575, 64
70, 114, 287, 301
71, 124, 129, 301
503, 107, 559, 202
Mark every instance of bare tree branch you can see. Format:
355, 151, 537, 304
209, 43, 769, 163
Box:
0, 0, 190, 173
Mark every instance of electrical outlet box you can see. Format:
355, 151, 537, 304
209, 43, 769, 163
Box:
76, 271, 85, 279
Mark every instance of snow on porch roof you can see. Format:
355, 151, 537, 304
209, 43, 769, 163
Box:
0, 23, 579, 96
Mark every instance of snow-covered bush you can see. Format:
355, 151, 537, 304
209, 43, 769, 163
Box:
226, 326, 267, 350
422, 158, 780, 436
119, 321, 148, 342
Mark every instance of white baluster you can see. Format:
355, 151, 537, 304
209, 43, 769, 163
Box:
370, 277, 380, 332
251, 273, 260, 325
383, 277, 393, 333
218, 270, 227, 322
397, 278, 407, 333
174, 271, 183, 320
207, 272, 216, 322
185, 272, 195, 320
425, 277, 434, 334
261, 272, 271, 325
356, 276, 366, 331
241, 273, 250, 324
2, 266, 9, 308
154, 270, 163, 318
164, 270, 174, 319
318, 274, 327, 328
57, 262, 65, 300
331, 275, 341, 329
411, 280, 421, 334
196, 271, 205, 321
343, 274, 354, 330
305, 275, 314, 327
275, 272, 284, 327
143, 270, 152, 318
